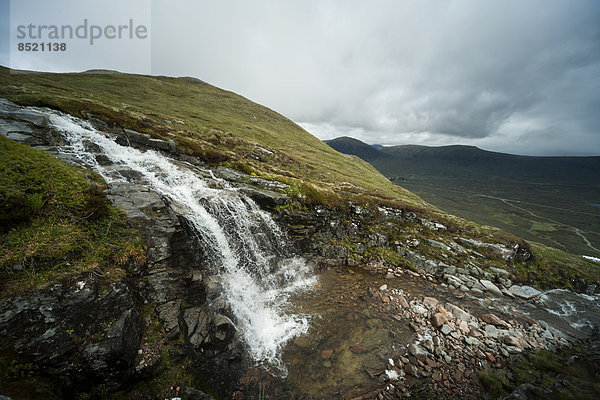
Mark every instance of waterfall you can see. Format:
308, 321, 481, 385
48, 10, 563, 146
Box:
44, 110, 315, 375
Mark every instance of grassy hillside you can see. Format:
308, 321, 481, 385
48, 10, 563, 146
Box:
326, 137, 600, 256
0, 135, 145, 296
1, 67, 599, 290
0, 66, 421, 209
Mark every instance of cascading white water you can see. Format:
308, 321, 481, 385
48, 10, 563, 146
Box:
44, 110, 315, 375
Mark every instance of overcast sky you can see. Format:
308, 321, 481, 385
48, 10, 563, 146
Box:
1, 0, 599, 156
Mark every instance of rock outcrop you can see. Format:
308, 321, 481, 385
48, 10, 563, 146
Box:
0, 281, 142, 392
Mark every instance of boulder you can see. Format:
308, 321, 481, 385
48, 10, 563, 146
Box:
237, 187, 288, 209
508, 285, 541, 300
431, 313, 448, 328
445, 303, 472, 322
408, 344, 429, 360
481, 313, 510, 328
183, 308, 236, 350
480, 279, 503, 296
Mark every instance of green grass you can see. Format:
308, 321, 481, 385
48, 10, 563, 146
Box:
0, 135, 145, 295
479, 371, 511, 399
0, 66, 422, 210
507, 347, 600, 400
511, 242, 600, 290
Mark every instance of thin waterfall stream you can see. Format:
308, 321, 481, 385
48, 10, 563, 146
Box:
44, 109, 316, 376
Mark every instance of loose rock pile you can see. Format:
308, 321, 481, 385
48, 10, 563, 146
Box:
366, 282, 568, 398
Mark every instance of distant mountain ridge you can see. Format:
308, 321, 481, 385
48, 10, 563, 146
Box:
326, 136, 600, 255
324, 136, 382, 160
325, 136, 600, 185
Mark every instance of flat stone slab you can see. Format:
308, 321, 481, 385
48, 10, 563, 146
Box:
509, 285, 541, 300
480, 279, 503, 296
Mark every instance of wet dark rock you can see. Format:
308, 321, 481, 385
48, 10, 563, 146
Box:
0, 280, 142, 393
0, 106, 50, 128
503, 383, 536, 399
182, 387, 217, 400
350, 342, 368, 354
156, 299, 182, 336
183, 308, 236, 350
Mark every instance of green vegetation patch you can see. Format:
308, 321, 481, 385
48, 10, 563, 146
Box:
479, 371, 511, 399
511, 242, 600, 290
0, 135, 145, 295
0, 67, 422, 211
506, 346, 600, 400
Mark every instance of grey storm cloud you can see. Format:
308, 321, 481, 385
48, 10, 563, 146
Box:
2, 0, 599, 155
150, 0, 600, 155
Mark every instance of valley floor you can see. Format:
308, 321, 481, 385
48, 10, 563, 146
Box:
397, 179, 600, 258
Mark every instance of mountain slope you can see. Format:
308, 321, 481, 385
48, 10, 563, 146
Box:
377, 144, 600, 185
324, 136, 382, 160
0, 66, 421, 208
326, 137, 600, 256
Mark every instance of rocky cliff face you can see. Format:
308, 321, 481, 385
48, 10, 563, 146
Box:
1, 100, 599, 400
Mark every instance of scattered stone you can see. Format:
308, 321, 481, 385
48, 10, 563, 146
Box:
506, 345, 522, 354
440, 324, 453, 335
446, 303, 471, 322
459, 320, 470, 335
431, 313, 448, 328
425, 358, 438, 368
484, 325, 500, 339
412, 305, 428, 315
321, 349, 334, 359
423, 297, 439, 307
404, 364, 419, 378
481, 313, 510, 328
504, 336, 523, 349
480, 280, 503, 296
408, 344, 429, 360
350, 342, 368, 354
398, 296, 409, 308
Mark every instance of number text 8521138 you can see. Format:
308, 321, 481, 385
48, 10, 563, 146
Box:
17, 43, 67, 51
